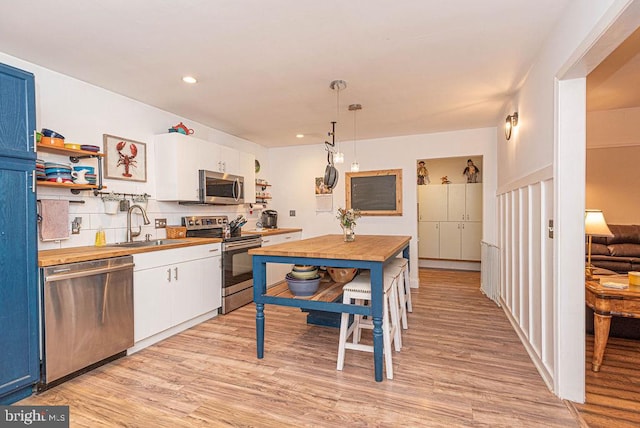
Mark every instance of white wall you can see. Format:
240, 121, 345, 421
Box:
587, 106, 640, 148
0, 51, 270, 249
267, 127, 498, 287
497, 0, 624, 402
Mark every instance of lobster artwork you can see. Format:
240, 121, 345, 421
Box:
116, 140, 138, 177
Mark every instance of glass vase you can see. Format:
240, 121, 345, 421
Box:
342, 225, 355, 242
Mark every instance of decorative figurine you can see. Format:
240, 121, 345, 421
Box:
417, 160, 430, 185
441, 176, 451, 184
463, 159, 480, 183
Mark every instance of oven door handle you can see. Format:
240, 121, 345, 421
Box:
224, 240, 261, 251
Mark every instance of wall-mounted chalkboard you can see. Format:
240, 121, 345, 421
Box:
345, 169, 403, 216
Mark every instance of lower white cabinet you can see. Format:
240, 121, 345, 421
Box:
133, 244, 221, 344
261, 232, 301, 287
418, 221, 481, 261
418, 222, 440, 259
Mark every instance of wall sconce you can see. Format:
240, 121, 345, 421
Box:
505, 112, 518, 140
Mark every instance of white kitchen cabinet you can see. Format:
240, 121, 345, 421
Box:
133, 243, 221, 344
418, 185, 447, 221
461, 222, 482, 260
154, 133, 254, 201
464, 183, 483, 221
239, 151, 256, 204
439, 221, 482, 261
215, 144, 239, 174
418, 183, 482, 261
418, 221, 440, 259
446, 183, 482, 221
261, 232, 301, 287
154, 133, 214, 201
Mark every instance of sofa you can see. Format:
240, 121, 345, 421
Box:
588, 224, 640, 273
586, 224, 640, 339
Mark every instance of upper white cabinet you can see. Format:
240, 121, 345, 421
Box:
214, 144, 239, 174
418, 185, 447, 221
239, 152, 256, 204
154, 133, 255, 202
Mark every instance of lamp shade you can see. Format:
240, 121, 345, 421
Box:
584, 209, 613, 237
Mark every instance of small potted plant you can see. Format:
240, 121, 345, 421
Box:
337, 207, 361, 242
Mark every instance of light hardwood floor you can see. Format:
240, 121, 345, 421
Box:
575, 335, 640, 427
19, 269, 578, 427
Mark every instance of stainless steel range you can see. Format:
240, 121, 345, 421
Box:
182, 215, 261, 314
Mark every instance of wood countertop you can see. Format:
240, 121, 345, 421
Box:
249, 234, 410, 262
242, 228, 302, 236
38, 237, 221, 267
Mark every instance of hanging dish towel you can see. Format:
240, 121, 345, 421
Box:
39, 199, 70, 241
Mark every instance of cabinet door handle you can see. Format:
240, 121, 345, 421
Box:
167, 268, 172, 282
284, 236, 292, 240
32, 130, 37, 152
209, 248, 219, 253
174, 267, 178, 281
31, 170, 36, 193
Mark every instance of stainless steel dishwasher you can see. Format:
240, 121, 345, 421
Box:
40, 255, 134, 387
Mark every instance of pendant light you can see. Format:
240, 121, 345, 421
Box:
349, 103, 361, 172
330, 80, 346, 163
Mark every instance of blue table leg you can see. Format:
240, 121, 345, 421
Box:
256, 303, 264, 358
370, 263, 384, 381
253, 257, 267, 359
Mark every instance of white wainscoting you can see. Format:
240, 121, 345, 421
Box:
498, 169, 555, 390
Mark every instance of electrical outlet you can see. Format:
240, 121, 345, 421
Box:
155, 218, 167, 229
289, 210, 296, 216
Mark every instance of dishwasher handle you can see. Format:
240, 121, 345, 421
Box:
45, 262, 135, 282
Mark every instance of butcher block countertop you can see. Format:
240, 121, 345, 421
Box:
38, 237, 221, 267
243, 228, 302, 236
249, 234, 411, 262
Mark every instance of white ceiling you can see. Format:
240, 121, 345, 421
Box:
0, 1, 573, 147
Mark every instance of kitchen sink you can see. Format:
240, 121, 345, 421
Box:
107, 239, 189, 248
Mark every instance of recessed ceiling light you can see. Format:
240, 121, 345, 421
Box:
182, 76, 197, 84
296, 134, 304, 138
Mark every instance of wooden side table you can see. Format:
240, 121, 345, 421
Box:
585, 278, 640, 371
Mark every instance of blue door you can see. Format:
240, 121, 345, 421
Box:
0, 63, 38, 404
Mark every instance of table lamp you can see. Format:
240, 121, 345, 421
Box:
585, 209, 613, 279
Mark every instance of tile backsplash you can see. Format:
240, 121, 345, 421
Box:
36, 189, 263, 250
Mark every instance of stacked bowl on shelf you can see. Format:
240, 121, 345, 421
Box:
35, 159, 46, 181
44, 162, 73, 183
285, 265, 321, 296
40, 128, 65, 148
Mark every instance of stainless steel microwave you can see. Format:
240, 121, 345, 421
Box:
198, 170, 245, 204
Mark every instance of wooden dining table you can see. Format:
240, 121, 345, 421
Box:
249, 234, 411, 381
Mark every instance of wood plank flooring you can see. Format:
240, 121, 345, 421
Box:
575, 335, 640, 427
19, 268, 578, 427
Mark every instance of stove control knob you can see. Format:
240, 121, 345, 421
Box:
188, 220, 194, 226
194, 219, 200, 225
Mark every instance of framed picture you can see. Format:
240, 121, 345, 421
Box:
345, 169, 403, 216
103, 134, 147, 182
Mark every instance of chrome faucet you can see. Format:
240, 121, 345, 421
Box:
127, 204, 151, 242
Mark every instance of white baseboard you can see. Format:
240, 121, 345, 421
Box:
419, 259, 481, 271
128, 309, 220, 354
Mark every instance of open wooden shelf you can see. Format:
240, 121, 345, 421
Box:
36, 181, 104, 191
265, 276, 345, 302
37, 144, 104, 158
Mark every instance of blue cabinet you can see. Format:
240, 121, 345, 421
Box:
0, 63, 38, 404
